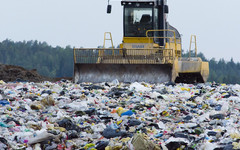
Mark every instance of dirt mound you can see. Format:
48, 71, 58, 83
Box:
0, 64, 49, 82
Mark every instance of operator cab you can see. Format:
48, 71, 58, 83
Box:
121, 0, 171, 46
123, 2, 154, 37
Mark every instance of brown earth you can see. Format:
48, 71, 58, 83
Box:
0, 64, 72, 82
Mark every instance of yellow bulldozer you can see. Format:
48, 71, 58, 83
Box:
73, 0, 209, 83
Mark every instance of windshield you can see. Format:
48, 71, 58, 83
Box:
124, 7, 153, 37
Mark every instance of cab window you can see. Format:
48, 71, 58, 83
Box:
124, 7, 153, 37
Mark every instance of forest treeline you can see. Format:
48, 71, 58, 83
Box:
0, 39, 73, 78
0, 39, 239, 84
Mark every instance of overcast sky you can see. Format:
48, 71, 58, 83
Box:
0, 0, 239, 62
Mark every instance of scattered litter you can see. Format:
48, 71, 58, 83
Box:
0, 80, 239, 149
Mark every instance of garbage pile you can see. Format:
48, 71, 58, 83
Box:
0, 79, 240, 150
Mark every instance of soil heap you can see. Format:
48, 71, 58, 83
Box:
0, 64, 47, 82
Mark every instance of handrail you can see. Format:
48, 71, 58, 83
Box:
189, 35, 197, 58
73, 48, 76, 64
73, 48, 174, 64
103, 32, 114, 48
146, 29, 176, 40
146, 29, 177, 57
103, 32, 115, 56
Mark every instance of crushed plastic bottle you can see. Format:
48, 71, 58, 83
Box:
0, 100, 10, 106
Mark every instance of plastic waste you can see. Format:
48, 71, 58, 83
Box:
67, 130, 79, 139
102, 126, 126, 139
57, 119, 81, 132
165, 137, 190, 150
129, 82, 151, 92
0, 100, 10, 106
0, 122, 14, 128
84, 143, 95, 150
121, 110, 134, 116
0, 79, 239, 149
111, 79, 119, 86
131, 133, 160, 150
128, 119, 141, 126
45, 143, 58, 150
28, 130, 55, 145
0, 137, 8, 149
210, 114, 225, 120
33, 143, 42, 150
95, 141, 109, 150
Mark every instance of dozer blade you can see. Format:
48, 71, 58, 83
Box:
74, 64, 172, 83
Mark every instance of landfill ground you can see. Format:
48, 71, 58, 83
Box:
1, 66, 240, 149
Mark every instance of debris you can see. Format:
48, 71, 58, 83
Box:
0, 80, 239, 149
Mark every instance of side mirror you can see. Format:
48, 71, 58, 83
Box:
107, 5, 112, 14
164, 5, 169, 14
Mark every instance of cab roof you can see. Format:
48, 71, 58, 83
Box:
121, 0, 156, 6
